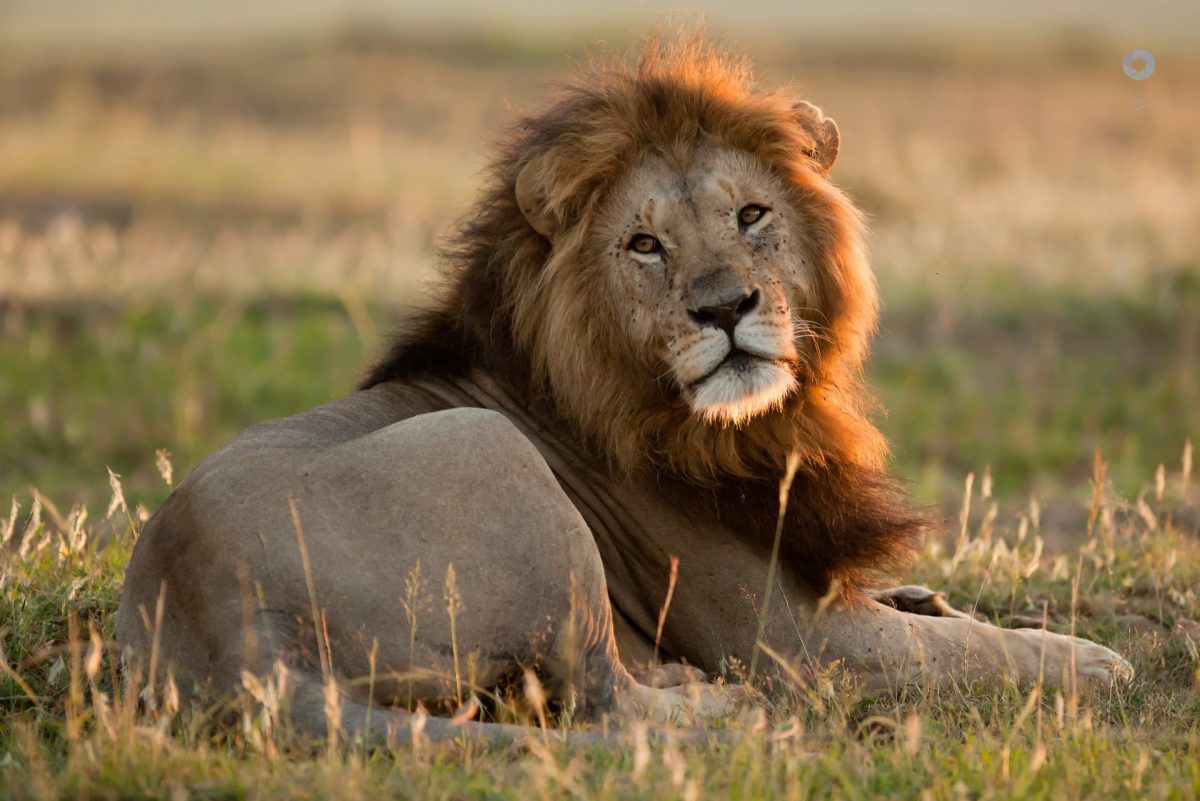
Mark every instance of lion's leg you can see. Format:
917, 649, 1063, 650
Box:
284, 669, 593, 746
799, 598, 1133, 691
601, 497, 1129, 693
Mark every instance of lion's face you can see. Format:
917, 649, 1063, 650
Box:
592, 146, 817, 426
483, 50, 881, 477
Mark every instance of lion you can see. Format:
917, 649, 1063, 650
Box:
115, 37, 1131, 742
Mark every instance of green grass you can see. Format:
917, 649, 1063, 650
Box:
1, 296, 370, 510
4, 283, 1196, 510
877, 275, 1200, 502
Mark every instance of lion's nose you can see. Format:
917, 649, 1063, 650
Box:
688, 289, 761, 338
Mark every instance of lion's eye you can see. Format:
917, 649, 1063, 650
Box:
738, 204, 769, 228
628, 234, 663, 255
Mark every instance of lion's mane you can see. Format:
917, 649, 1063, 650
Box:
363, 37, 926, 593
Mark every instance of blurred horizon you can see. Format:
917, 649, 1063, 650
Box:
3, 0, 1198, 53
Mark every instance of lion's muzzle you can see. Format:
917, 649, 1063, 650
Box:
676, 284, 801, 425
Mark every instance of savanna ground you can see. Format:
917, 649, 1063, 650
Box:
2, 28, 1199, 799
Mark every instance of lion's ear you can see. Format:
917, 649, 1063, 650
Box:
515, 157, 559, 239
792, 101, 840, 175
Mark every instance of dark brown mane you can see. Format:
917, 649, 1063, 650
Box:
361, 37, 927, 594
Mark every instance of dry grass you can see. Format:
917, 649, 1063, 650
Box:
1, 38, 1196, 301
3, 459, 1200, 799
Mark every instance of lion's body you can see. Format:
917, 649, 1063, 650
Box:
116, 37, 1128, 740
117, 376, 778, 696
116, 373, 781, 734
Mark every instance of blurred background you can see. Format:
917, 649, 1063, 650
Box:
1, 1, 1197, 525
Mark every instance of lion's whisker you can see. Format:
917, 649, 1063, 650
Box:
792, 324, 834, 358
792, 326, 833, 344
790, 305, 830, 323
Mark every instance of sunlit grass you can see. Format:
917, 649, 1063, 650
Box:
3, 460, 1199, 799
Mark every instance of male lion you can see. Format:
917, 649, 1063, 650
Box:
116, 39, 1130, 741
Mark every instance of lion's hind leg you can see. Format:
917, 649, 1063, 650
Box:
281, 668, 742, 747
281, 669, 542, 746
272, 407, 745, 737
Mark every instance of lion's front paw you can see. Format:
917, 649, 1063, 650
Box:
1015, 629, 1133, 688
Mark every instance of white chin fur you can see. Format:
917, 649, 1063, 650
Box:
690, 359, 798, 426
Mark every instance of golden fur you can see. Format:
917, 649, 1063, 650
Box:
364, 36, 926, 592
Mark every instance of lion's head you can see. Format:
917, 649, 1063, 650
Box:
366, 37, 888, 484
523, 142, 822, 427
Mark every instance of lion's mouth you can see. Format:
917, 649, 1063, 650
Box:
688, 349, 781, 389
685, 348, 801, 425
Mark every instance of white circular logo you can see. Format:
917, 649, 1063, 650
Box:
1123, 49, 1156, 81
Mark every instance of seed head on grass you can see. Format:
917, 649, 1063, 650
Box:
444, 563, 465, 708
401, 560, 429, 709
